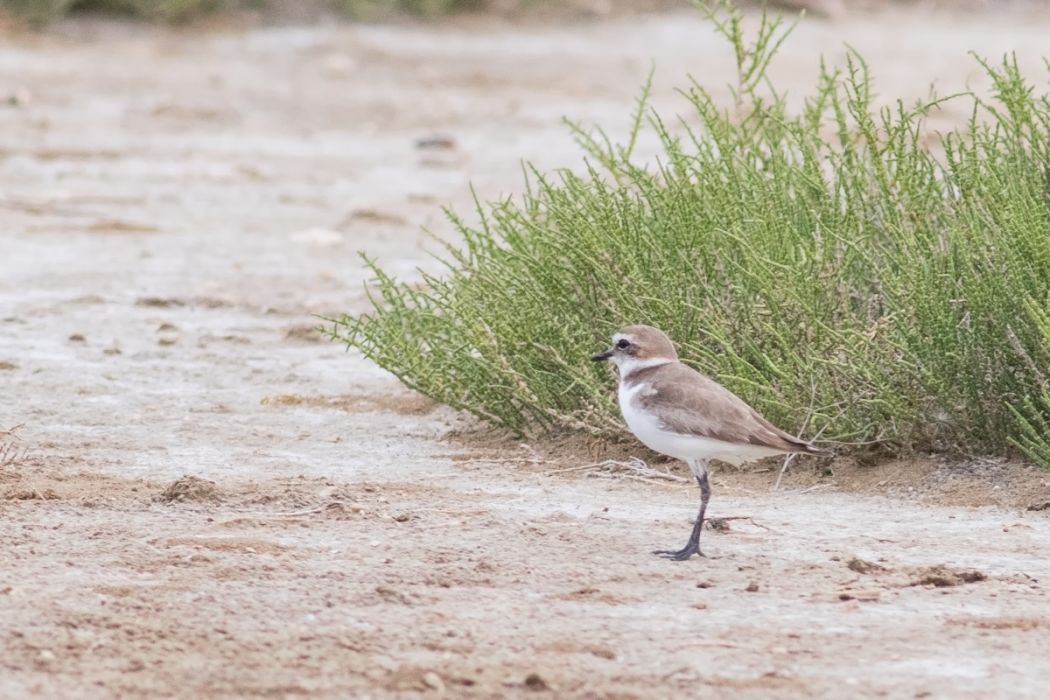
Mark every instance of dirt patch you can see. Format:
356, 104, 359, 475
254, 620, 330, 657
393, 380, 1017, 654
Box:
846, 556, 889, 575
506, 431, 1050, 509
947, 616, 1049, 631
86, 218, 158, 234
261, 392, 437, 415
909, 565, 988, 588
0, 465, 152, 505
284, 324, 326, 343
343, 208, 409, 226
155, 475, 222, 503
156, 536, 289, 554
3, 487, 60, 501
2, 468, 1050, 698
836, 556, 991, 590
134, 296, 231, 309
554, 586, 633, 605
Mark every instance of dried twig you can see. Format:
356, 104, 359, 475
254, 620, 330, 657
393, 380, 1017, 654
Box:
247, 501, 491, 521
548, 457, 689, 483
546, 462, 606, 475
773, 452, 800, 492
1, 424, 30, 468
793, 483, 833, 495
774, 391, 844, 491
453, 457, 550, 467
1, 423, 25, 437
774, 379, 819, 491
609, 473, 682, 487
706, 515, 772, 532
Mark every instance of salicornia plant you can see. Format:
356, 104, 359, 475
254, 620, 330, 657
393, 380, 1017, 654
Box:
328, 1, 1050, 469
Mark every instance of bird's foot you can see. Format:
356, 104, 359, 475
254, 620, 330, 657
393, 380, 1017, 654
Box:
652, 544, 704, 561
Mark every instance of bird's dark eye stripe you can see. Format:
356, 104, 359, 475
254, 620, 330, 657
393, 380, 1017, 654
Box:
616, 339, 631, 349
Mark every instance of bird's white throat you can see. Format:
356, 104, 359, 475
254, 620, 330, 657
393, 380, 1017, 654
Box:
614, 356, 674, 381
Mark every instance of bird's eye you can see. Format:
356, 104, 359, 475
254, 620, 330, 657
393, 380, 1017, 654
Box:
616, 339, 631, 349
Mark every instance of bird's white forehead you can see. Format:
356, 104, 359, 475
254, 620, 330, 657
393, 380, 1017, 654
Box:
612, 332, 632, 343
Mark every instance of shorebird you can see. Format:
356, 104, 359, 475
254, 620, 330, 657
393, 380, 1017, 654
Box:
592, 325, 824, 561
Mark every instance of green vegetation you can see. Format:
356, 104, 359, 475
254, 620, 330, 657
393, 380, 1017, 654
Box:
341, 0, 484, 20
2, 0, 491, 23
3, 0, 224, 23
328, 2, 1050, 468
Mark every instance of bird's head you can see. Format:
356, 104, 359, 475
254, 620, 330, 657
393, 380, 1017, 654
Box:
591, 325, 678, 376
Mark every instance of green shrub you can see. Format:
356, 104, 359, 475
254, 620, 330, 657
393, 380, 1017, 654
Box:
2, 0, 488, 22
328, 2, 1050, 468
3, 0, 224, 23
2, 0, 76, 24
341, 0, 484, 20
111, 0, 221, 20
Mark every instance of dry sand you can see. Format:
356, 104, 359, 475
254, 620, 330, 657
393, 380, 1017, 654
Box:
3, 5, 1050, 698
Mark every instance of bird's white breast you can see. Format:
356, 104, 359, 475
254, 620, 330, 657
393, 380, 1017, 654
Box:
617, 379, 783, 466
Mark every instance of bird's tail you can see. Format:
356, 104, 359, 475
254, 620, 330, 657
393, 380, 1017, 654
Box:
794, 441, 831, 457
781, 433, 831, 457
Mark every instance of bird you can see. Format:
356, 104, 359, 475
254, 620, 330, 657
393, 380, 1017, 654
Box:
591, 324, 824, 561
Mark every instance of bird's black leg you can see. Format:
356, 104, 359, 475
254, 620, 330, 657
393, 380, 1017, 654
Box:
654, 470, 711, 561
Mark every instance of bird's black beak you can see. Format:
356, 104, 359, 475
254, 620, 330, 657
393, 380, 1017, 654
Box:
591, 349, 613, 362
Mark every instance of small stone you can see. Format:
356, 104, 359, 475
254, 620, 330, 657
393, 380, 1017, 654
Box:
7, 88, 31, 107
524, 673, 548, 691
421, 672, 445, 692
416, 134, 456, 150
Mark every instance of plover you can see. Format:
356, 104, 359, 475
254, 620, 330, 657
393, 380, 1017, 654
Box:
592, 325, 824, 561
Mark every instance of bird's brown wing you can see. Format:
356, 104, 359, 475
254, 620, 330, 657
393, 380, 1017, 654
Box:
633, 363, 819, 454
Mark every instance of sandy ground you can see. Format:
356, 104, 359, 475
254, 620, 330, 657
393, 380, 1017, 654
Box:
4, 5, 1050, 698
